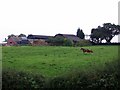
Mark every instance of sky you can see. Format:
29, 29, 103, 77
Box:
0, 0, 119, 43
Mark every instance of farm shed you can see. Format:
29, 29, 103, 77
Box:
27, 35, 53, 46
54, 34, 82, 43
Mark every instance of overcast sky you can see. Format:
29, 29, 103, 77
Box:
0, 0, 119, 43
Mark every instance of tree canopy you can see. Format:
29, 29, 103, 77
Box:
18, 34, 26, 37
90, 23, 120, 44
8, 34, 16, 39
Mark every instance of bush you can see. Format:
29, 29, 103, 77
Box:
47, 37, 64, 46
46, 59, 120, 89
76, 40, 92, 46
63, 38, 73, 46
2, 70, 45, 90
47, 37, 73, 46
2, 59, 120, 89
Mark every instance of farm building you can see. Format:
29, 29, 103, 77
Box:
27, 35, 53, 46
7, 36, 30, 46
54, 34, 82, 44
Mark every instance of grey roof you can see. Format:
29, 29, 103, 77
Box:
55, 34, 81, 42
27, 35, 53, 40
20, 37, 27, 40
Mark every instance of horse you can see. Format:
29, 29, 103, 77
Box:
80, 48, 93, 53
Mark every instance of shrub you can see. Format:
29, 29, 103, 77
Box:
63, 38, 73, 46
47, 37, 73, 46
46, 59, 120, 89
47, 37, 64, 46
2, 70, 45, 90
2, 59, 120, 89
76, 40, 92, 46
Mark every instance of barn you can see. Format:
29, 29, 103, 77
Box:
27, 35, 53, 46
54, 34, 82, 44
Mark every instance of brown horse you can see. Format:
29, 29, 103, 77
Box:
80, 48, 93, 53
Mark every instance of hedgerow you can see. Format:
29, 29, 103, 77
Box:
2, 59, 120, 90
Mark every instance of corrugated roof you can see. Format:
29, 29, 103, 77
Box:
20, 37, 27, 40
27, 35, 53, 39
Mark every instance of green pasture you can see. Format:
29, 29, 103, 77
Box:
2, 46, 118, 78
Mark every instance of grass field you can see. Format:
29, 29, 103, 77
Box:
2, 46, 118, 78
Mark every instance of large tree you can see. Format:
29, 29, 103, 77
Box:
8, 34, 16, 39
103, 23, 120, 43
90, 23, 120, 44
18, 34, 26, 37
77, 28, 85, 39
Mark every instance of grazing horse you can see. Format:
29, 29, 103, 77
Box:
80, 48, 93, 53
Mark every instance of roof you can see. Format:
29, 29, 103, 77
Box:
27, 35, 53, 40
18, 40, 30, 45
55, 34, 81, 42
10, 36, 21, 42
20, 37, 27, 40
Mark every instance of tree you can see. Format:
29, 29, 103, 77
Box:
77, 28, 81, 38
77, 28, 85, 39
4, 38, 7, 42
90, 23, 120, 44
18, 34, 26, 37
80, 30, 85, 39
8, 34, 16, 39
90, 28, 105, 44
103, 23, 120, 43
